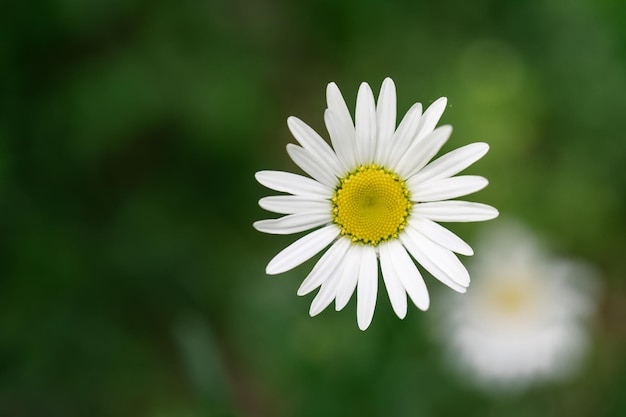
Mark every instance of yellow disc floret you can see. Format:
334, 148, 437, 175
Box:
486, 278, 538, 316
332, 164, 412, 245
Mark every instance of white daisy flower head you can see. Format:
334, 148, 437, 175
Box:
254, 78, 498, 330
435, 221, 600, 391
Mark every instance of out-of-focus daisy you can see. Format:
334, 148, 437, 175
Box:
434, 221, 600, 390
254, 78, 498, 330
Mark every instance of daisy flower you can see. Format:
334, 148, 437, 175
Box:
254, 78, 498, 330
434, 221, 600, 390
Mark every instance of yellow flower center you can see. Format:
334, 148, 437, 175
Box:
332, 164, 412, 245
486, 278, 537, 315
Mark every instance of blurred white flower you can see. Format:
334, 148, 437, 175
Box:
434, 221, 600, 390
254, 78, 498, 330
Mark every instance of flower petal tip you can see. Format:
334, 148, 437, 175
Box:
432, 96, 448, 107
254, 171, 268, 184
326, 81, 339, 95
265, 265, 280, 275
296, 286, 309, 297
265, 257, 286, 275
417, 300, 430, 311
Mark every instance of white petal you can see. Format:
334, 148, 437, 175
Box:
357, 245, 378, 330
324, 109, 357, 171
415, 97, 447, 141
255, 170, 333, 198
409, 175, 489, 202
259, 195, 330, 215
253, 212, 331, 235
286, 144, 338, 187
376, 77, 397, 145
266, 225, 339, 275
355, 82, 377, 163
386, 239, 430, 311
410, 217, 474, 256
400, 231, 467, 293
335, 244, 362, 311
379, 242, 408, 319
309, 267, 344, 316
326, 82, 353, 128
415, 201, 499, 222
403, 227, 470, 286
326, 83, 357, 170
395, 125, 452, 178
384, 102, 423, 168
298, 238, 351, 296
287, 116, 342, 176
411, 142, 489, 183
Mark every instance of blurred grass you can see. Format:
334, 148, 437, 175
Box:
1, 0, 626, 416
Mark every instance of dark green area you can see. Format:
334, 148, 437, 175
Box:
2, 0, 626, 415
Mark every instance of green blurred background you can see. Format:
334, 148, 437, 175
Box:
2, 0, 626, 415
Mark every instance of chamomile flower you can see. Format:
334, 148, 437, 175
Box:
435, 221, 600, 390
254, 78, 498, 330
